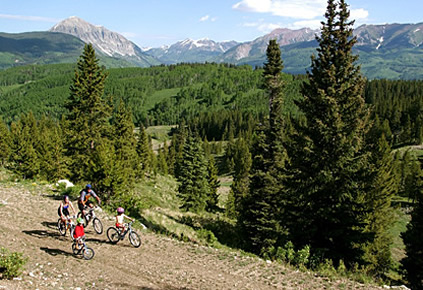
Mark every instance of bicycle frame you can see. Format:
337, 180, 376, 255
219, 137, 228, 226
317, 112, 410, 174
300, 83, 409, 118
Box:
120, 222, 134, 238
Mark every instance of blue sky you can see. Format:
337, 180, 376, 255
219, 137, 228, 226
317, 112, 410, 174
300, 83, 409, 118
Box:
1, 0, 422, 48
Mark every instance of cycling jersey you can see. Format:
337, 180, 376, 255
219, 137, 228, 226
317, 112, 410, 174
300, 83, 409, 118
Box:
79, 189, 98, 204
73, 225, 85, 239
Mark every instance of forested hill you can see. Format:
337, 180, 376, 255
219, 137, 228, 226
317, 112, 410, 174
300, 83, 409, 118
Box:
0, 62, 302, 126
1, 62, 423, 148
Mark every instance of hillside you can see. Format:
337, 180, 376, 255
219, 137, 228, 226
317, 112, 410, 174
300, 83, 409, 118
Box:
0, 178, 383, 289
0, 32, 146, 70
0, 32, 85, 70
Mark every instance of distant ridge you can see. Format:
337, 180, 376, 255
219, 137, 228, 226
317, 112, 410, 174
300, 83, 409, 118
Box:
145, 38, 239, 64
1, 16, 423, 79
49, 16, 160, 67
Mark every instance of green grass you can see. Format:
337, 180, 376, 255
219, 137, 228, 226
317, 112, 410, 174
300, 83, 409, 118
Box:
146, 125, 175, 143
144, 88, 181, 110
390, 208, 411, 264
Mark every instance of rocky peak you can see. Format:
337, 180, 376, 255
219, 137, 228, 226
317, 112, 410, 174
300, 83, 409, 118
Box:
49, 16, 138, 57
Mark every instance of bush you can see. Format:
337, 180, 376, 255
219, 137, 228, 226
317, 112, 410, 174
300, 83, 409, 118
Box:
0, 247, 27, 279
275, 241, 295, 264
196, 229, 218, 245
316, 259, 337, 279
294, 245, 310, 266
56, 182, 80, 201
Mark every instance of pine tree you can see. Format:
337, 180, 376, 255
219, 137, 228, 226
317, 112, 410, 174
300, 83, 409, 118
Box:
177, 133, 210, 213
112, 98, 139, 192
362, 133, 397, 273
0, 117, 11, 166
206, 155, 220, 212
136, 125, 153, 177
64, 44, 112, 183
284, 0, 374, 266
157, 143, 169, 175
9, 113, 40, 179
401, 170, 423, 289
238, 39, 288, 255
36, 116, 70, 182
227, 137, 251, 218
169, 120, 188, 178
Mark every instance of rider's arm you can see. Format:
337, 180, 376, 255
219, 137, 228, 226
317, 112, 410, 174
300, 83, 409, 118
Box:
124, 214, 134, 222
69, 202, 76, 215
91, 190, 101, 205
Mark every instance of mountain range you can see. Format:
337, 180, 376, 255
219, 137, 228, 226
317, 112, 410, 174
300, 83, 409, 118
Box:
1, 16, 423, 79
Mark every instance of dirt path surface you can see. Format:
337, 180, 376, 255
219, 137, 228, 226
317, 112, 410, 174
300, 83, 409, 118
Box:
0, 183, 382, 289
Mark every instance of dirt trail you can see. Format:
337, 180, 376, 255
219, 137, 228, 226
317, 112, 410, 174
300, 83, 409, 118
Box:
0, 183, 381, 289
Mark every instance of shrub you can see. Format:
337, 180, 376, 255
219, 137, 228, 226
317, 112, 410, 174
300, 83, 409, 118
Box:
196, 229, 218, 245
0, 247, 27, 279
316, 259, 337, 279
56, 182, 80, 200
275, 241, 295, 263
294, 245, 310, 266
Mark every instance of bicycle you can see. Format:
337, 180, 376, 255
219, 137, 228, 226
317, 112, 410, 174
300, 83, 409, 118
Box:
77, 206, 103, 234
71, 237, 95, 260
57, 215, 76, 240
106, 221, 141, 248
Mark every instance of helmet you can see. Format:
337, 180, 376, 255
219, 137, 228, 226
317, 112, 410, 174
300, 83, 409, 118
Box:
86, 184, 92, 189
77, 217, 84, 224
117, 207, 124, 214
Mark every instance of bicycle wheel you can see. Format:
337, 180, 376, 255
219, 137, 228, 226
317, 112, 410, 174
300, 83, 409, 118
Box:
83, 247, 95, 260
71, 243, 80, 255
92, 217, 103, 234
129, 231, 141, 248
107, 227, 120, 244
57, 219, 66, 236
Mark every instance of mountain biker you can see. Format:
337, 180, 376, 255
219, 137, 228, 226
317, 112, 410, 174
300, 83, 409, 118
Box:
78, 184, 101, 218
58, 195, 76, 224
73, 217, 86, 247
115, 207, 134, 235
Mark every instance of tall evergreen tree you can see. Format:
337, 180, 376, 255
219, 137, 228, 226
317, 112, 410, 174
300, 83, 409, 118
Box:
36, 116, 70, 182
177, 133, 210, 213
401, 165, 423, 290
227, 137, 251, 218
136, 125, 153, 177
238, 39, 288, 255
157, 143, 169, 175
9, 113, 40, 179
285, 0, 374, 267
362, 133, 397, 273
112, 98, 139, 193
206, 155, 220, 212
64, 43, 112, 184
169, 120, 188, 178
0, 117, 11, 166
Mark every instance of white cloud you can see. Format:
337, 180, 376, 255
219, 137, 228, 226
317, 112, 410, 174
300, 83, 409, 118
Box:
242, 20, 282, 33
233, 0, 327, 20
350, 8, 369, 21
200, 15, 210, 22
0, 13, 59, 22
200, 15, 217, 22
291, 19, 322, 29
